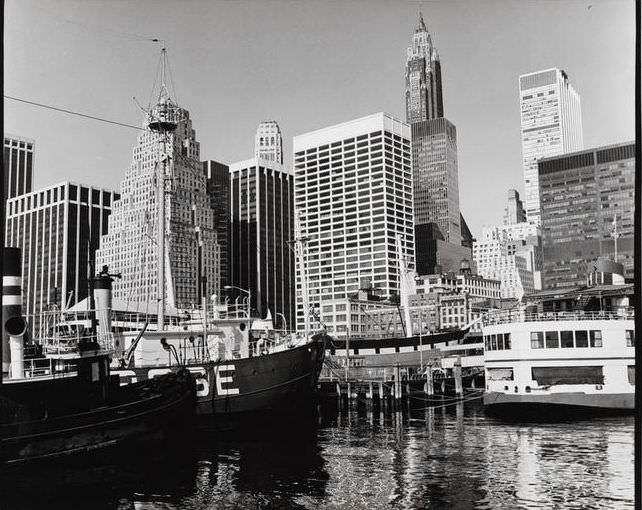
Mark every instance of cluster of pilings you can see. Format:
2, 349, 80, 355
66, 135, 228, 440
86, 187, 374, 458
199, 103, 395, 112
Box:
319, 362, 484, 408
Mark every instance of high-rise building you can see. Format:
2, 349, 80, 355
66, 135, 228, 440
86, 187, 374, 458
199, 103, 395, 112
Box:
96, 100, 220, 310
519, 68, 583, 224
405, 12, 443, 123
405, 14, 467, 275
4, 134, 34, 199
293, 113, 415, 333
538, 142, 635, 289
503, 189, 526, 225
254, 121, 283, 164
5, 182, 118, 316
228, 157, 295, 328
203, 160, 230, 288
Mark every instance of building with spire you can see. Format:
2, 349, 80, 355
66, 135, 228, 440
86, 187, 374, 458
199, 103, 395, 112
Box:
406, 13, 470, 275
254, 121, 283, 164
97, 64, 220, 311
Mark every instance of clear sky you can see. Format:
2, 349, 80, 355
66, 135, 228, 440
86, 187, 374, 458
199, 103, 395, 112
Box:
4, 0, 635, 238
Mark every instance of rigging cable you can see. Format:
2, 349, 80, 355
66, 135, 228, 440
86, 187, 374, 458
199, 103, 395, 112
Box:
4, 95, 143, 131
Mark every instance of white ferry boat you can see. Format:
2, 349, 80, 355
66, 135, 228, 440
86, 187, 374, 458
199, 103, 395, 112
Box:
482, 282, 635, 414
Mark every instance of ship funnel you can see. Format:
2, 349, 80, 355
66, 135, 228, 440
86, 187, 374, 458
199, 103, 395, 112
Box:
4, 316, 27, 337
3, 247, 23, 376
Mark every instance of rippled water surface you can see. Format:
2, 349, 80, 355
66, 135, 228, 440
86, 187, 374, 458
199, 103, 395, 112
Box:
2, 401, 634, 509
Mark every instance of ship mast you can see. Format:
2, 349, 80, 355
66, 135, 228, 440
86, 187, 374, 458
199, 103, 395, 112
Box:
147, 48, 179, 331
292, 211, 311, 337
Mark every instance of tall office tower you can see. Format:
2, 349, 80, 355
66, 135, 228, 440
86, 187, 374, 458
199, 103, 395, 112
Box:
293, 113, 415, 332
519, 68, 583, 225
5, 182, 118, 316
203, 160, 230, 288
254, 121, 283, 164
538, 142, 635, 289
97, 102, 220, 310
4, 134, 34, 199
405, 12, 443, 123
503, 189, 526, 225
472, 224, 540, 299
229, 158, 295, 328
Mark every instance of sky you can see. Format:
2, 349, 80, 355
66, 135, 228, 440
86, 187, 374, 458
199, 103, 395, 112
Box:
4, 0, 636, 238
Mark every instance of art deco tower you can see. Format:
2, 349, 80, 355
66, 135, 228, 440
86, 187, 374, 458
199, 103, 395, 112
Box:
405, 12, 443, 123
97, 61, 220, 311
254, 121, 283, 164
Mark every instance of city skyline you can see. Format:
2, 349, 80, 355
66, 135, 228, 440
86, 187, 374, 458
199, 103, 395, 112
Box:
4, 0, 635, 238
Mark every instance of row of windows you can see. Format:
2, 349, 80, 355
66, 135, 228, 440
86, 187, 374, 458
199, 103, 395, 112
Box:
484, 333, 512, 351
530, 330, 602, 349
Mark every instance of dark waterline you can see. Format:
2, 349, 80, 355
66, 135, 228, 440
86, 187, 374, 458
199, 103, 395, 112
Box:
1, 401, 634, 510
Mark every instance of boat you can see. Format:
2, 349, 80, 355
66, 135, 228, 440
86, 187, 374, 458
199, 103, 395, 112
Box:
0, 249, 196, 468
482, 275, 635, 414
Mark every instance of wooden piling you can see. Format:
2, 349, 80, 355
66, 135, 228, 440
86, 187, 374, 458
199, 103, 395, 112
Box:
454, 357, 463, 396
424, 366, 434, 396
368, 381, 374, 400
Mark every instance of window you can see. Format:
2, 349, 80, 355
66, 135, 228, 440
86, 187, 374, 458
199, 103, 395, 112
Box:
487, 368, 513, 381
532, 366, 603, 386
575, 330, 588, 348
589, 330, 602, 348
628, 366, 635, 386
545, 331, 560, 348
530, 331, 544, 349
503, 333, 511, 350
561, 331, 574, 348
626, 330, 635, 347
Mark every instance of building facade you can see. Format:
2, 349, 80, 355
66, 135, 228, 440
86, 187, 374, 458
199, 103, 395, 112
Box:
4, 134, 34, 200
228, 157, 295, 328
473, 223, 542, 299
203, 160, 230, 288
254, 121, 283, 164
293, 113, 415, 332
519, 68, 583, 224
503, 189, 526, 225
5, 182, 118, 317
538, 142, 635, 289
97, 104, 221, 310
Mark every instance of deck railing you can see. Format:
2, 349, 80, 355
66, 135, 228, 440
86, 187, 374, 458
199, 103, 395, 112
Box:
483, 307, 635, 326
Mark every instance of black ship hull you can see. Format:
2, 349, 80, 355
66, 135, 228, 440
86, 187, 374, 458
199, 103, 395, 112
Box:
0, 370, 195, 467
113, 333, 327, 418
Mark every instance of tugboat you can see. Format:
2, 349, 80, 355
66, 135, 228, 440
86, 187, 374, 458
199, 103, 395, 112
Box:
0, 248, 195, 467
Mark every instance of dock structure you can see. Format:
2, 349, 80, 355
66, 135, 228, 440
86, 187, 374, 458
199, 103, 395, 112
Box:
319, 357, 482, 408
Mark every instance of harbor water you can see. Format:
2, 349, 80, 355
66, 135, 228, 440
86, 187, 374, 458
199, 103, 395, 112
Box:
1, 399, 634, 510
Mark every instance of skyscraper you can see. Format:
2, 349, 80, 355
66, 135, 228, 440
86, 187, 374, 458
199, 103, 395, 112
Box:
254, 121, 283, 164
503, 189, 526, 225
405, 13, 443, 123
519, 68, 583, 225
97, 99, 220, 310
405, 13, 468, 275
203, 160, 230, 288
538, 142, 635, 289
5, 182, 118, 316
228, 157, 295, 328
3, 134, 34, 199
293, 113, 415, 332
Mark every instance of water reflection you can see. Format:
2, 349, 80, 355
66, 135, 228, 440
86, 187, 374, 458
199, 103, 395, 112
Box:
0, 403, 634, 509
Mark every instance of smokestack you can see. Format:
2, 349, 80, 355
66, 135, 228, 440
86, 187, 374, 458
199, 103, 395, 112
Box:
3, 248, 23, 376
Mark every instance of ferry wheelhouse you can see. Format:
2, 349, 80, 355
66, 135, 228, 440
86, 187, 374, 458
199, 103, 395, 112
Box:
482, 282, 635, 413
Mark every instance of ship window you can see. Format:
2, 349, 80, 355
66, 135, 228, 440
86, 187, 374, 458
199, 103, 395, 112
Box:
545, 331, 560, 348
532, 366, 603, 386
575, 330, 588, 348
490, 335, 497, 350
487, 368, 513, 381
503, 333, 511, 350
589, 330, 602, 348
628, 366, 635, 385
530, 331, 544, 349
626, 330, 635, 347
561, 331, 574, 348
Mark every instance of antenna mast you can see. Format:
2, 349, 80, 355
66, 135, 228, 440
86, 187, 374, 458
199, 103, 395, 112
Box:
146, 47, 179, 331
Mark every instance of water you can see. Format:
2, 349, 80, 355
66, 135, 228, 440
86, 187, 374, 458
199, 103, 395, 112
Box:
1, 400, 634, 509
